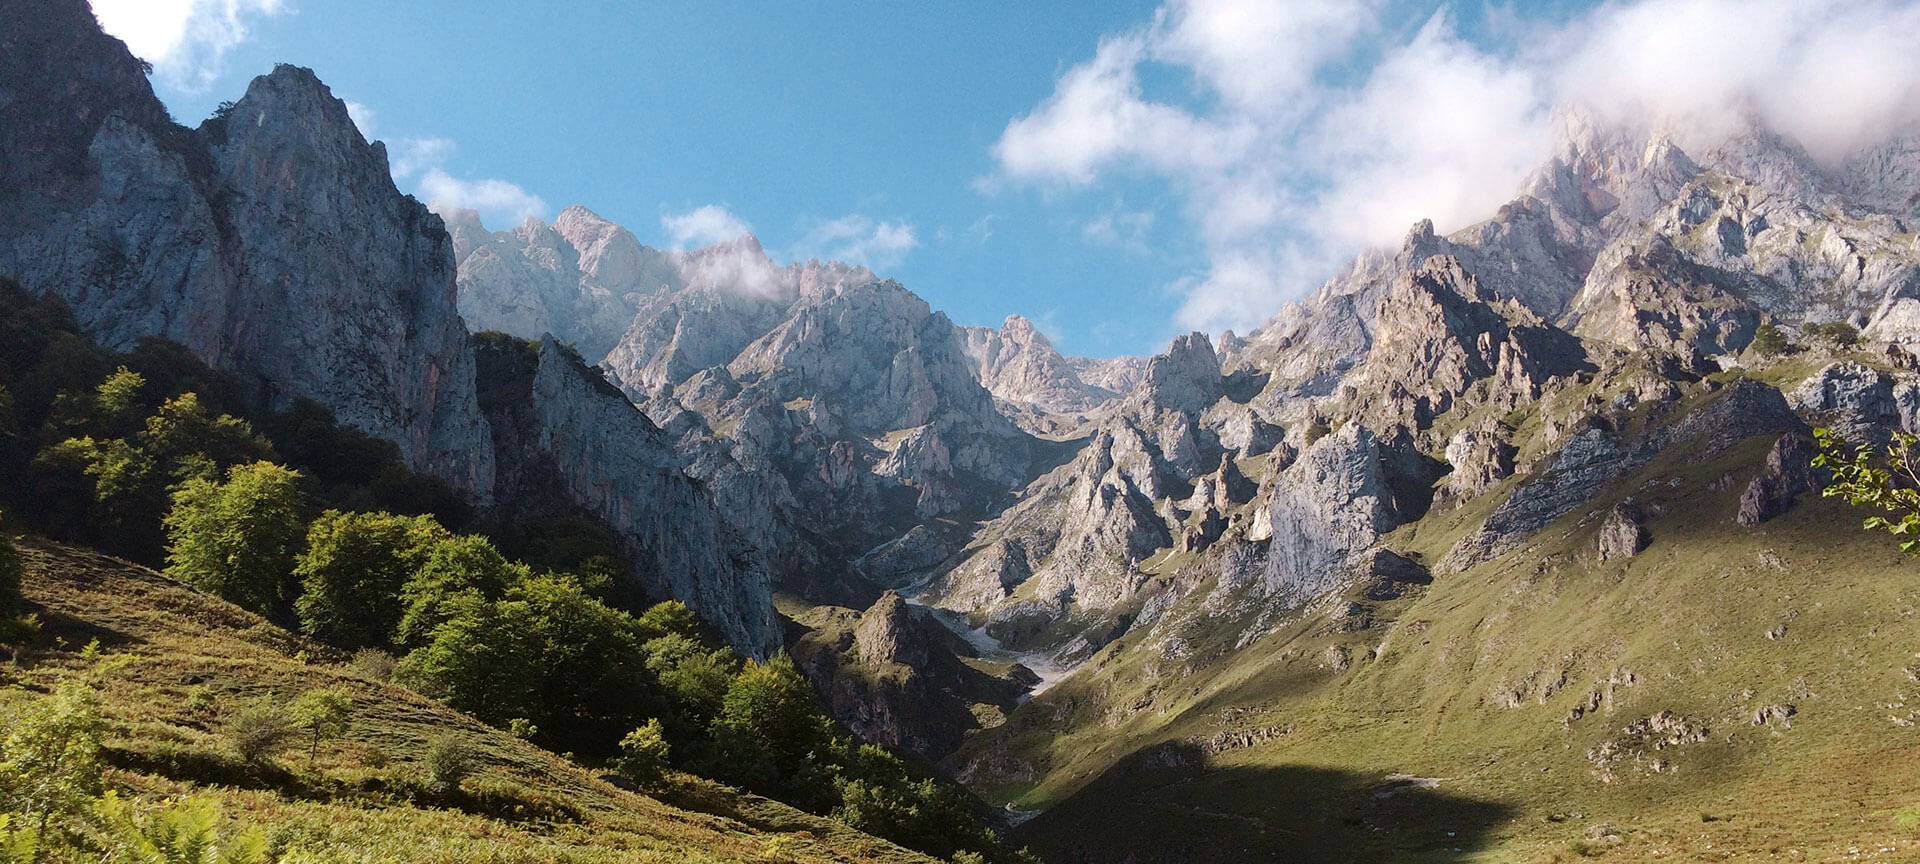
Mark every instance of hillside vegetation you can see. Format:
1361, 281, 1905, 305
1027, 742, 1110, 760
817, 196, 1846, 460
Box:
961, 368, 1920, 862
2, 536, 939, 864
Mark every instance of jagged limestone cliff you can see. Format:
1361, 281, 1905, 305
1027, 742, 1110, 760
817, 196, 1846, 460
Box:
0, 0, 493, 494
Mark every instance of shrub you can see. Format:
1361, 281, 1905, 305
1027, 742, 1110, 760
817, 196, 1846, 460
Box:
184, 686, 216, 719
225, 702, 291, 765
610, 719, 671, 787
348, 648, 396, 682
0, 678, 105, 841
1748, 321, 1788, 357
289, 688, 352, 762
506, 718, 538, 741
424, 734, 473, 795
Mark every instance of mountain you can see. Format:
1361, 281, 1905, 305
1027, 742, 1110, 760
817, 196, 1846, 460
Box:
0, 0, 492, 494
913, 111, 1920, 860
454, 212, 1086, 603
958, 314, 1143, 437
0, 0, 782, 657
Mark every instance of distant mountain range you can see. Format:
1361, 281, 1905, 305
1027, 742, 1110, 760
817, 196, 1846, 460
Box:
8, 1, 1920, 858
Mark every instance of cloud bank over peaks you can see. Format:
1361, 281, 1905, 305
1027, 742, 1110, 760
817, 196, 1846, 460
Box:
788, 215, 917, 271
662, 204, 755, 251
388, 137, 549, 228
91, 0, 286, 92
991, 0, 1920, 335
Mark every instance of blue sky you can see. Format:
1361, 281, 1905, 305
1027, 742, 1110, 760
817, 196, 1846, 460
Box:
91, 0, 1920, 358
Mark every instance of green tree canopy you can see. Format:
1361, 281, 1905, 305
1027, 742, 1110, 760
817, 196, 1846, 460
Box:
163, 462, 308, 617
394, 534, 529, 649
395, 594, 540, 724
294, 511, 446, 649
288, 688, 352, 763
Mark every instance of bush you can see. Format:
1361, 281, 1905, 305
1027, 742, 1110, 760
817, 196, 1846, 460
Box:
1748, 322, 1788, 357
610, 719, 671, 787
0, 678, 105, 842
424, 734, 473, 795
164, 462, 308, 617
348, 648, 396, 682
226, 702, 291, 765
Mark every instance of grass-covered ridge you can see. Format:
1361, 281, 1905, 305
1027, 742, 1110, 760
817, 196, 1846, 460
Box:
954, 362, 1920, 862
4, 536, 939, 864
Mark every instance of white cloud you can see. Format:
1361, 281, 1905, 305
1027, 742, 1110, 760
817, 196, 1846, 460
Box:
789, 215, 918, 271
389, 138, 455, 180
662, 205, 754, 251
342, 101, 376, 137
91, 0, 286, 92
384, 137, 547, 227
419, 172, 548, 226
991, 0, 1920, 335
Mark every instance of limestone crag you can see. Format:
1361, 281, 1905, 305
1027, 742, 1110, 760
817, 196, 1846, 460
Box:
961, 314, 1137, 436
520, 337, 778, 654
925, 332, 1289, 653
792, 592, 1033, 761
0, 1, 493, 494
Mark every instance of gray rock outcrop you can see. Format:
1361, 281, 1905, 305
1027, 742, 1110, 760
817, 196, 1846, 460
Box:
0, 2, 493, 495
1597, 501, 1649, 562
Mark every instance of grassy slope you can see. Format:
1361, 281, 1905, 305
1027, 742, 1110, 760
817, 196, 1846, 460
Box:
4, 539, 938, 864
963, 388, 1920, 862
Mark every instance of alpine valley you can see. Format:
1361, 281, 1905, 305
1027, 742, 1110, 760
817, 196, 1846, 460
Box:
6, 2, 1920, 862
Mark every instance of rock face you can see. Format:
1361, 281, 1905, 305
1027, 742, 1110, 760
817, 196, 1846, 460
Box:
450, 205, 683, 360
926, 331, 1290, 653
475, 336, 778, 655
1259, 424, 1445, 605
1738, 433, 1817, 527
959, 314, 1138, 435
1787, 362, 1920, 446
1597, 501, 1649, 562
0, 1, 493, 495
791, 592, 1031, 761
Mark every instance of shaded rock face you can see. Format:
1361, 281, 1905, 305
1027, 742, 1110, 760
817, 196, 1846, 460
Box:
1738, 433, 1817, 527
1597, 501, 1649, 562
0, 3, 493, 496
479, 337, 778, 656
791, 592, 1030, 762
1788, 362, 1920, 446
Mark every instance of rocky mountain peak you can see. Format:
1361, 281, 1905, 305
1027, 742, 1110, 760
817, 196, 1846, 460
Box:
1140, 332, 1224, 415
0, 8, 495, 495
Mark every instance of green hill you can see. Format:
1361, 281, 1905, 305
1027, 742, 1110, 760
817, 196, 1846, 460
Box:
5, 536, 940, 864
960, 378, 1920, 863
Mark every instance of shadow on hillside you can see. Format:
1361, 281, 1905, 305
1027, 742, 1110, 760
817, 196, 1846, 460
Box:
22, 601, 143, 651
1017, 742, 1514, 864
